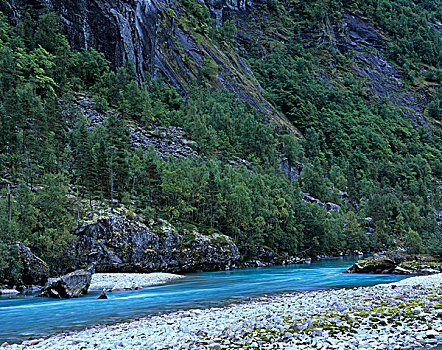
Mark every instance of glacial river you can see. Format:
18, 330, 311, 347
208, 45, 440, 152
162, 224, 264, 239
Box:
0, 256, 408, 344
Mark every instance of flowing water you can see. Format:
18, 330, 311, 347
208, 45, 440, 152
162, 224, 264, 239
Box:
0, 256, 408, 344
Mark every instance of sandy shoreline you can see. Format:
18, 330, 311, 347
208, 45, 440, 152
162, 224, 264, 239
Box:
5, 274, 442, 349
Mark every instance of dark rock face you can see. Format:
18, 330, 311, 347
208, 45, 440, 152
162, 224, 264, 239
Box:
343, 14, 384, 50
2, 0, 297, 134
323, 14, 428, 125
16, 242, 49, 286
345, 252, 442, 275
61, 216, 240, 273
280, 158, 303, 183
41, 263, 95, 298
204, 0, 263, 24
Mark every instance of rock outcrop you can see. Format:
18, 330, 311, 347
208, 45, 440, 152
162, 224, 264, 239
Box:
302, 193, 341, 214
307, 13, 429, 125
127, 123, 199, 160
345, 252, 442, 275
67, 94, 200, 160
280, 158, 304, 183
40, 264, 95, 298
59, 214, 240, 274
16, 242, 49, 286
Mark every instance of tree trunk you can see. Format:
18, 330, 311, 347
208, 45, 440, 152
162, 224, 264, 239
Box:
148, 171, 151, 205
8, 184, 11, 223
210, 200, 213, 238
132, 173, 136, 197
29, 157, 33, 191
56, 140, 60, 173
110, 151, 114, 213
77, 183, 80, 226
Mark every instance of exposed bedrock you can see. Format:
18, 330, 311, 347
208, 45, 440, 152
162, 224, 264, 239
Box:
57, 215, 240, 274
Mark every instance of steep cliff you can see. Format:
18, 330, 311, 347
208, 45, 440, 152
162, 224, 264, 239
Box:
214, 2, 437, 126
4, 0, 435, 128
1, 0, 299, 135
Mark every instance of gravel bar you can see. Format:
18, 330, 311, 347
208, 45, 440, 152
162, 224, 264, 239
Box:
89, 273, 183, 291
5, 274, 442, 349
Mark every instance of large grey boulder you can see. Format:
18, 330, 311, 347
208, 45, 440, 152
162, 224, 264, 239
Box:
345, 256, 396, 274
345, 252, 441, 275
41, 263, 95, 298
16, 242, 49, 286
61, 215, 240, 274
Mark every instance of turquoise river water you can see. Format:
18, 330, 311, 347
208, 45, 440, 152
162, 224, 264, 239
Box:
0, 256, 408, 344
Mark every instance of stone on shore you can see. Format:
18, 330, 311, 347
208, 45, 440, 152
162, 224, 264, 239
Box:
345, 256, 396, 273
97, 289, 108, 299
40, 264, 95, 298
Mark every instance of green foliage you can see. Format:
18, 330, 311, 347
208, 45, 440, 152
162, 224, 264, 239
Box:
35, 174, 74, 257
92, 64, 183, 126
183, 88, 277, 165
105, 114, 131, 200
34, 12, 71, 84
359, 0, 441, 68
154, 158, 304, 257
404, 228, 423, 254
201, 56, 218, 80
250, 37, 441, 256
71, 48, 110, 88
300, 164, 331, 202
427, 94, 441, 121
0, 176, 74, 284
0, 190, 22, 286
293, 0, 441, 69
0, 1, 441, 285
213, 20, 237, 45
280, 134, 304, 164
179, 0, 213, 34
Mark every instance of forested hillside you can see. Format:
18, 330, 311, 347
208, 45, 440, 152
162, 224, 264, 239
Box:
0, 0, 441, 285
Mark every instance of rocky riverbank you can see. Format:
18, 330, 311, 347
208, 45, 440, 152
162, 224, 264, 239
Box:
5, 274, 442, 349
345, 251, 442, 275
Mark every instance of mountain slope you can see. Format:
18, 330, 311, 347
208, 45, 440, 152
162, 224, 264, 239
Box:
1, 0, 300, 135
0, 0, 441, 285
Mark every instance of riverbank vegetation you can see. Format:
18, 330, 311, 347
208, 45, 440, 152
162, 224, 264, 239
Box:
0, 0, 441, 285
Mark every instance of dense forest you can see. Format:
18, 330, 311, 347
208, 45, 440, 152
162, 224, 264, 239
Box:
0, 0, 441, 285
